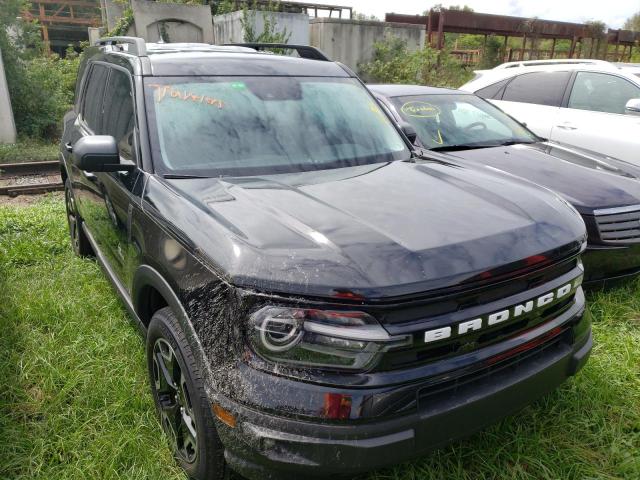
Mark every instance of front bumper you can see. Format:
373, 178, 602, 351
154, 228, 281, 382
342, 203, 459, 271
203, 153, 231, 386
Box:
582, 242, 640, 287
213, 301, 592, 480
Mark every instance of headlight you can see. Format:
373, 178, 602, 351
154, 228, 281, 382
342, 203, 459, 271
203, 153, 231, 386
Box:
248, 306, 411, 371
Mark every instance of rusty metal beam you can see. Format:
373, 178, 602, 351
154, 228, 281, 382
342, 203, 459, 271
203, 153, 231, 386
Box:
30, 0, 98, 6
37, 15, 99, 25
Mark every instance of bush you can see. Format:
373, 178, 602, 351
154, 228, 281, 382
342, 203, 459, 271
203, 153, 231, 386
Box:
1, 0, 80, 140
359, 33, 473, 88
9, 51, 80, 139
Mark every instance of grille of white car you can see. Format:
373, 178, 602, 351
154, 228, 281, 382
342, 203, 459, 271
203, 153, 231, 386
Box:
594, 205, 640, 243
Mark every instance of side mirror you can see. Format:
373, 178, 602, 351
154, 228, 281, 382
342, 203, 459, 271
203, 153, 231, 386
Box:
71, 136, 134, 172
399, 121, 418, 144
625, 98, 640, 116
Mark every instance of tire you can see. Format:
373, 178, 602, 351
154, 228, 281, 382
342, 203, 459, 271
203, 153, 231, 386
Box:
64, 178, 93, 257
146, 307, 228, 480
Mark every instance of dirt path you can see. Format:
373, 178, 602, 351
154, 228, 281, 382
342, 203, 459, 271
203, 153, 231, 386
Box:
0, 191, 63, 206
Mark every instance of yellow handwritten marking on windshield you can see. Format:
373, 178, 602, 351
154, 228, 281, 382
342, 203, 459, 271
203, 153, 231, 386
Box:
148, 84, 224, 109
401, 101, 441, 118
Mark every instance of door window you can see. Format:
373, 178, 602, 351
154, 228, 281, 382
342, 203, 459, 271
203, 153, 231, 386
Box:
81, 64, 109, 132
501, 71, 571, 106
102, 69, 136, 161
568, 72, 640, 114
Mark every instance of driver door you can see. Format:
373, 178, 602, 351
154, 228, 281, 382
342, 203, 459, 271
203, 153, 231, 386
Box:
95, 66, 142, 289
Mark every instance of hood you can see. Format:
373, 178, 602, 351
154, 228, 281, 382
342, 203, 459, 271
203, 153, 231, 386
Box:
443, 142, 640, 214
144, 160, 585, 299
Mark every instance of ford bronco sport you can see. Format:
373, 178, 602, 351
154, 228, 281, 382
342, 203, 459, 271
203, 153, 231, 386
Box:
60, 37, 592, 480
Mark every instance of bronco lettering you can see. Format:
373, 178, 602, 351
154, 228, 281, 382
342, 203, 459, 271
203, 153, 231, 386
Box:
424, 276, 583, 343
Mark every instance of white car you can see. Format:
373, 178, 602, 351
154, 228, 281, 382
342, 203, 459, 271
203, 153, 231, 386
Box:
615, 62, 640, 78
460, 62, 640, 165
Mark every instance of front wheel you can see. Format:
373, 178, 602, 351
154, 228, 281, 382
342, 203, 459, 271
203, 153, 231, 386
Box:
146, 307, 228, 480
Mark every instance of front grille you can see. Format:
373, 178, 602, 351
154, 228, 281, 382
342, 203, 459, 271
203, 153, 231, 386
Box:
372, 255, 578, 326
378, 293, 575, 371
594, 205, 640, 243
417, 327, 572, 404
366, 245, 583, 372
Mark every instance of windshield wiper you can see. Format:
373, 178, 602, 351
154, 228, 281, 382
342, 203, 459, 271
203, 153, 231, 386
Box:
430, 144, 497, 152
430, 139, 537, 152
163, 174, 212, 179
494, 140, 537, 146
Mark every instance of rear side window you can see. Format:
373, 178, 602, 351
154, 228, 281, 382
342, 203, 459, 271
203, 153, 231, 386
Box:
475, 78, 511, 99
81, 64, 109, 132
501, 71, 571, 107
101, 69, 136, 160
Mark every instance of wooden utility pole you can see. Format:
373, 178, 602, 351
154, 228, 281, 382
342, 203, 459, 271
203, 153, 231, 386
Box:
569, 36, 578, 58
436, 10, 445, 50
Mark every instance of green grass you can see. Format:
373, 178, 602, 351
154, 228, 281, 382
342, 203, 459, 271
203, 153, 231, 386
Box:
0, 197, 638, 480
0, 139, 59, 164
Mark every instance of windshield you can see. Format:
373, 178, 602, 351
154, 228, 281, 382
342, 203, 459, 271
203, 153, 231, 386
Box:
144, 77, 409, 176
389, 94, 538, 150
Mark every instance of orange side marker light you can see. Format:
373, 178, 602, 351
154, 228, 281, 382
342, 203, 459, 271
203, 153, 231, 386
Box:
212, 403, 237, 428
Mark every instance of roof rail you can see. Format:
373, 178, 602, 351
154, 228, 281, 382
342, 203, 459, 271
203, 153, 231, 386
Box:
226, 43, 330, 61
96, 36, 147, 56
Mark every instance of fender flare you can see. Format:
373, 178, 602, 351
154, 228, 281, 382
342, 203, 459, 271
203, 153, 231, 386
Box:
132, 264, 216, 385
132, 264, 189, 328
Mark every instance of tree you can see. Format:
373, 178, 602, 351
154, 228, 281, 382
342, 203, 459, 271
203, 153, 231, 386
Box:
425, 4, 474, 14
353, 11, 380, 21
240, 2, 290, 44
1, 0, 80, 138
624, 12, 640, 31
359, 32, 473, 88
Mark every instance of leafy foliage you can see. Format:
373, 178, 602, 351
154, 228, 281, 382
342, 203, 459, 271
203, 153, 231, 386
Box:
479, 35, 504, 69
624, 12, 640, 32
9, 50, 80, 139
106, 7, 134, 36
240, 1, 290, 44
213, 0, 237, 15
359, 33, 473, 88
0, 0, 80, 139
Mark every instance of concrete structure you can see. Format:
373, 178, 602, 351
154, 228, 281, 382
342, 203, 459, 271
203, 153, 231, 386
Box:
0, 48, 17, 144
100, 0, 125, 32
129, 0, 214, 43
87, 26, 103, 46
310, 18, 426, 73
213, 10, 309, 45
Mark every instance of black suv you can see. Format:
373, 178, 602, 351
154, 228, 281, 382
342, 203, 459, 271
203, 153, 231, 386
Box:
61, 37, 592, 480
